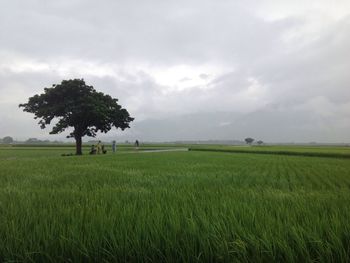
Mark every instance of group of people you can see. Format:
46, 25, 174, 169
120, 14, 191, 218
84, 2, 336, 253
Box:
89, 140, 107, 155
89, 140, 140, 155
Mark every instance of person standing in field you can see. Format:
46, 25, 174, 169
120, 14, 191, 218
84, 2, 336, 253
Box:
96, 140, 102, 154
112, 140, 117, 153
135, 140, 139, 150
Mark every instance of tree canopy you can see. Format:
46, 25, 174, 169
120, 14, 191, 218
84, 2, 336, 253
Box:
257, 140, 264, 145
2, 136, 14, 144
19, 79, 134, 155
244, 137, 254, 145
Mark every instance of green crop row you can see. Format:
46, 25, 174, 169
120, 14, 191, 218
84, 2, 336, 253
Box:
189, 147, 350, 159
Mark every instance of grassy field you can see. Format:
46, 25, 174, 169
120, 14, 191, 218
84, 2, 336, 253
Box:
1, 146, 350, 262
189, 145, 350, 159
0, 144, 183, 158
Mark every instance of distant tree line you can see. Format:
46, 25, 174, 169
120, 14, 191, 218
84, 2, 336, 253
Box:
245, 138, 264, 145
25, 138, 51, 144
0, 136, 65, 144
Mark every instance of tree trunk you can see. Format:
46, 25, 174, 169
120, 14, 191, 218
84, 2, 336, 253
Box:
75, 135, 83, 155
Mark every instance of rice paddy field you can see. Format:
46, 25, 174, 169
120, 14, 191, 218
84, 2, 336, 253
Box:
1, 145, 350, 262
189, 145, 350, 158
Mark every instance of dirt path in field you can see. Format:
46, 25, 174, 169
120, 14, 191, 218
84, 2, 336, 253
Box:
135, 148, 189, 153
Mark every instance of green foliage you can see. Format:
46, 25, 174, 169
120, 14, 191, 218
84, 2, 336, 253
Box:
19, 79, 134, 154
1, 147, 350, 262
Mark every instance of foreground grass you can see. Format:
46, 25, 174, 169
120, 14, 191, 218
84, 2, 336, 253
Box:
0, 148, 350, 262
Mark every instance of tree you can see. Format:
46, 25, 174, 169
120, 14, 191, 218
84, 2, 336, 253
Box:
19, 79, 134, 155
257, 140, 264, 145
244, 137, 254, 145
3, 136, 14, 144
26, 138, 39, 143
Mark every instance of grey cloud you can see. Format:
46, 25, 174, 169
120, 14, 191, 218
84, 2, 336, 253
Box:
0, 0, 295, 64
199, 74, 210, 80
0, 0, 349, 142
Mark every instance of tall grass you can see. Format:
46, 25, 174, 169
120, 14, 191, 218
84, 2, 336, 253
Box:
0, 148, 350, 262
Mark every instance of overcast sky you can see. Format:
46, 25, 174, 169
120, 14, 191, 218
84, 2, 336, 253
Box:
0, 0, 349, 142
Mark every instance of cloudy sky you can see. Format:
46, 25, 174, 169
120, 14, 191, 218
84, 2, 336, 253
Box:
0, 0, 349, 142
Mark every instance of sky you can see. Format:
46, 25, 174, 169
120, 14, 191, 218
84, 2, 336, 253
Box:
0, 0, 349, 143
